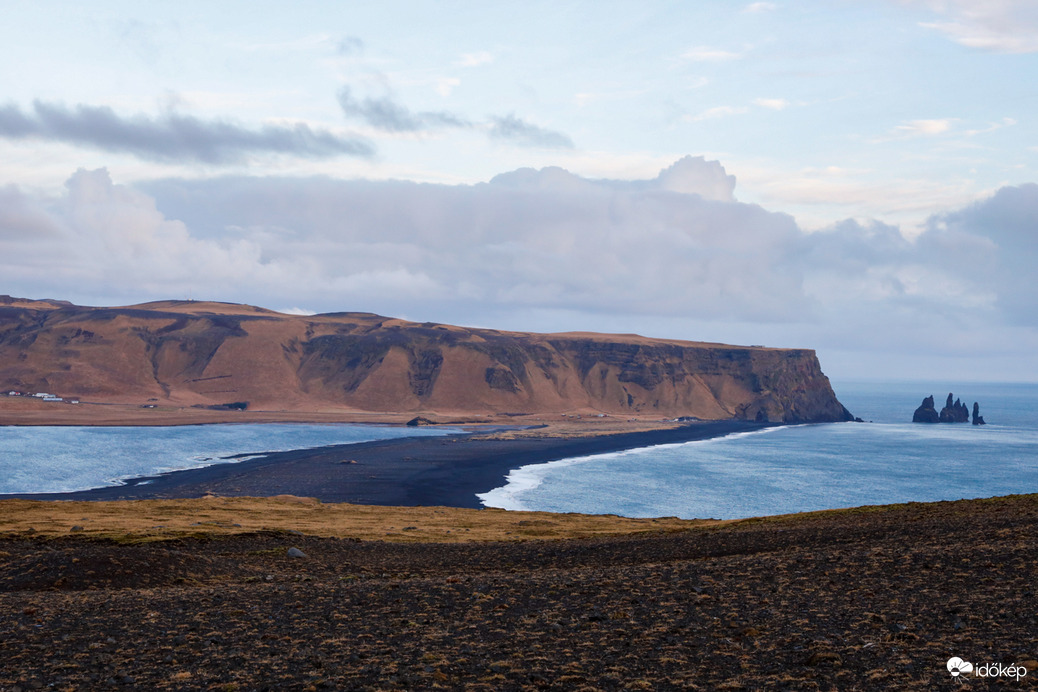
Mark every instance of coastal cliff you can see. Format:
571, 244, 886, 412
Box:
0, 297, 852, 423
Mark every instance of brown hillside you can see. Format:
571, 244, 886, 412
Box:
0, 296, 852, 423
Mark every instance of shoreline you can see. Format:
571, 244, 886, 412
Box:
0, 420, 772, 509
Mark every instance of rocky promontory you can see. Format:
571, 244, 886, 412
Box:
0, 297, 853, 424
913, 392, 986, 424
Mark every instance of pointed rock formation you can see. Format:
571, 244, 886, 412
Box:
914, 392, 984, 424
912, 395, 940, 423
972, 402, 986, 425
939, 393, 970, 423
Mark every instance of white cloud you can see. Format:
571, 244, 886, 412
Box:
897, 118, 954, 136
456, 51, 494, 67
3, 162, 1037, 378
880, 118, 955, 139
738, 162, 982, 233
743, 2, 777, 12
435, 78, 461, 97
913, 0, 1038, 53
963, 117, 1017, 136
688, 106, 750, 122
754, 98, 789, 110
681, 46, 744, 61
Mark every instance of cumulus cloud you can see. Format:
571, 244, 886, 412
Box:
3, 159, 1036, 375
0, 158, 796, 321
754, 98, 789, 110
922, 182, 1038, 324
0, 101, 374, 164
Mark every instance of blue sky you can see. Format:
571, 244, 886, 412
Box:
2, 1, 1037, 382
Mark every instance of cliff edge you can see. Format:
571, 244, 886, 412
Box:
0, 297, 852, 423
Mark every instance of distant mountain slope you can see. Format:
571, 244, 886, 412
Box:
0, 297, 853, 422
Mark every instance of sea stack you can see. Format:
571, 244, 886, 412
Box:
972, 402, 986, 425
913, 392, 984, 424
939, 393, 970, 423
912, 395, 940, 423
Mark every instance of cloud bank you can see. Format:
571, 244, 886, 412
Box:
1, 156, 1035, 377
0, 101, 374, 164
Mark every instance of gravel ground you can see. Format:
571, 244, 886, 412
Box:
2, 495, 1037, 690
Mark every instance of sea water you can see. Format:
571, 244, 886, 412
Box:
477, 381, 1038, 519
0, 423, 456, 495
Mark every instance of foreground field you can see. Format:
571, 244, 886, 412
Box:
2, 495, 1038, 690
0, 496, 706, 543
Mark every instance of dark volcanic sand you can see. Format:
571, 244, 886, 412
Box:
0, 421, 768, 508
2, 495, 1037, 690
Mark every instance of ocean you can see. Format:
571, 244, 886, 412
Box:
2, 382, 1035, 518
0, 423, 456, 495
477, 381, 1038, 519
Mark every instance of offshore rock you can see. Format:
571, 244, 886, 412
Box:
939, 393, 970, 423
914, 393, 983, 424
972, 402, 986, 425
912, 396, 939, 423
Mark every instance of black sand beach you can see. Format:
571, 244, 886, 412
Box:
0, 420, 769, 508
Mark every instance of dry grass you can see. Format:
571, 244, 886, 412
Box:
0, 496, 713, 543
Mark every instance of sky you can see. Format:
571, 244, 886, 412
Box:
1, 0, 1037, 383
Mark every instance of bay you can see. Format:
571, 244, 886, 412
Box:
0, 423, 456, 494
477, 381, 1038, 519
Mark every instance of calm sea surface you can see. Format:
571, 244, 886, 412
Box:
0, 423, 455, 494
477, 381, 1038, 519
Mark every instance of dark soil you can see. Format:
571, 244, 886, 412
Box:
3, 495, 1037, 690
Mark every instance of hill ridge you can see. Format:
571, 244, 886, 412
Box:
0, 297, 852, 423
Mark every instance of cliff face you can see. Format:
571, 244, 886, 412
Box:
0, 297, 853, 423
